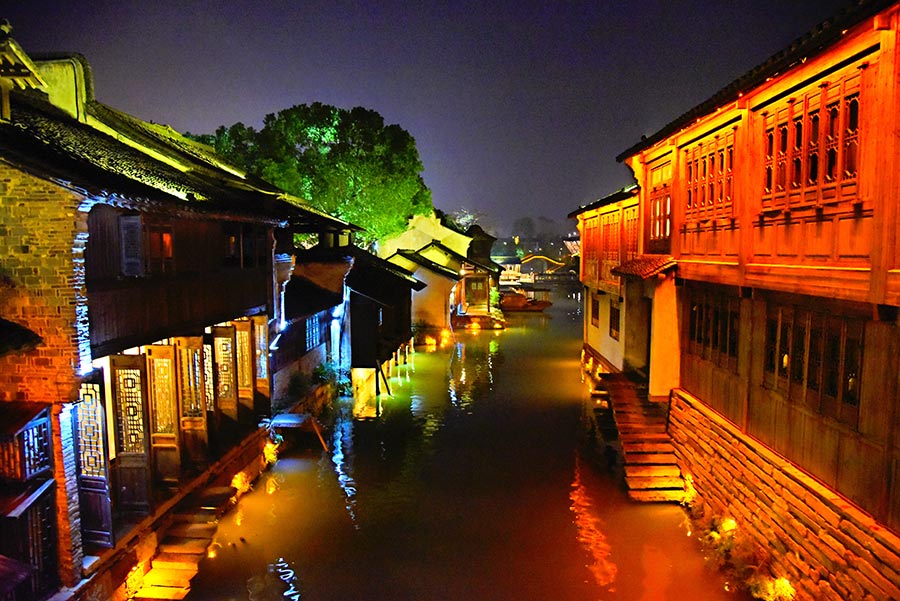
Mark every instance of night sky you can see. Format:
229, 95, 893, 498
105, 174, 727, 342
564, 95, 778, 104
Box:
5, 1, 851, 235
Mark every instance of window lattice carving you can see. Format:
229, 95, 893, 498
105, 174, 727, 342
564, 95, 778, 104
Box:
150, 356, 175, 434
203, 343, 215, 411
179, 347, 205, 418
762, 71, 861, 209
77, 383, 105, 478
255, 325, 268, 380
116, 368, 145, 454
237, 329, 252, 389
215, 337, 235, 399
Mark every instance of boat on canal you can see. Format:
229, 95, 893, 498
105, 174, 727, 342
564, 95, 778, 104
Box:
500, 288, 552, 312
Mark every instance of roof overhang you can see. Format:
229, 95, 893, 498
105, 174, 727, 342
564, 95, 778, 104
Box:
611, 255, 676, 280
0, 317, 43, 357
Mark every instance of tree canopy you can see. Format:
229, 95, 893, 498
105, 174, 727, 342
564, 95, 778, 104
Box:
193, 103, 432, 245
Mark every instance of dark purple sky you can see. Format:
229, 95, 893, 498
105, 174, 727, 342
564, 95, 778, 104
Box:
5, 1, 849, 235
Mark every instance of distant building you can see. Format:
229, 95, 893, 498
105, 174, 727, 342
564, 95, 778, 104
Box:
577, 1, 900, 598
380, 212, 502, 331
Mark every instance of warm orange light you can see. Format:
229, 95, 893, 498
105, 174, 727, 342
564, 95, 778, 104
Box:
231, 472, 251, 496
720, 517, 737, 533
466, 322, 481, 331
424, 335, 437, 346
264, 441, 279, 465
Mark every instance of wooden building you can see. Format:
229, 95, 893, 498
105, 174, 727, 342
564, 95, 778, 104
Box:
294, 244, 425, 403
0, 33, 347, 599
581, 1, 900, 598
569, 184, 640, 374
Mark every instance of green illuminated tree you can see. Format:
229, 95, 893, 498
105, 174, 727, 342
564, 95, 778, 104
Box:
195, 103, 432, 246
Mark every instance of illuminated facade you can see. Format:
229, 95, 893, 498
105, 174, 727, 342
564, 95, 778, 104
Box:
569, 185, 640, 373
602, 1, 900, 598
0, 33, 348, 600
379, 212, 502, 331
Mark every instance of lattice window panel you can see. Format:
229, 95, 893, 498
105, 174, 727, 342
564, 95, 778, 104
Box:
116, 368, 145, 454
149, 356, 176, 434
203, 343, 215, 411
179, 347, 205, 418
237, 329, 252, 389
254, 326, 268, 380
77, 383, 105, 478
215, 337, 235, 399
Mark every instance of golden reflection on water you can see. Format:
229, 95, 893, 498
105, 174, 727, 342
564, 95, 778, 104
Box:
570, 453, 618, 592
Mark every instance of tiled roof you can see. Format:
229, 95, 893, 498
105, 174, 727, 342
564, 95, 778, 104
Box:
568, 184, 639, 218
611, 255, 676, 279
2, 93, 351, 231
394, 249, 461, 281
617, 0, 895, 161
0, 317, 42, 357
419, 240, 500, 275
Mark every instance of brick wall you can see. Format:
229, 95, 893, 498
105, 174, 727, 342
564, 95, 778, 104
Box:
671, 388, 900, 600
1, 164, 88, 587
0, 164, 84, 402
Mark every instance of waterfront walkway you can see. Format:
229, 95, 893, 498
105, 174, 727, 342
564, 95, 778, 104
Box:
592, 373, 685, 502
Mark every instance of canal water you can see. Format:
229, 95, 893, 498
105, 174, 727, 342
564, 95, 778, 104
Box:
187, 289, 746, 601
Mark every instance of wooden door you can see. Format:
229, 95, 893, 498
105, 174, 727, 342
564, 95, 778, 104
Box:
147, 345, 180, 483
202, 334, 221, 454
251, 315, 270, 413
212, 326, 239, 429
110, 354, 151, 514
75, 381, 114, 547
175, 336, 209, 471
234, 320, 255, 422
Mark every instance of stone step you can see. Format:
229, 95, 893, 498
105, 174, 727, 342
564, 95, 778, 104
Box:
623, 442, 675, 454
193, 486, 236, 509
159, 537, 210, 556
626, 476, 685, 490
151, 552, 204, 571
619, 432, 671, 443
623, 452, 677, 465
165, 522, 217, 539
625, 464, 682, 478
134, 584, 190, 600
171, 508, 217, 524
628, 489, 685, 503
143, 567, 197, 588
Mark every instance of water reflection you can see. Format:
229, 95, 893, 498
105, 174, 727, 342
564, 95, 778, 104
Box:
187, 286, 745, 601
570, 453, 617, 592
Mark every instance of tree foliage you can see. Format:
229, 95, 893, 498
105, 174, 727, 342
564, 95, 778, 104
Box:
194, 103, 432, 245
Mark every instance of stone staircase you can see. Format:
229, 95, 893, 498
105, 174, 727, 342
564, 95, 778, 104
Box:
133, 486, 236, 600
595, 373, 685, 503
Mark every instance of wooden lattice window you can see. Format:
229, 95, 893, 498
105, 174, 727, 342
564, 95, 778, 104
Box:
179, 346, 205, 418
214, 337, 235, 400
761, 69, 861, 210
237, 327, 253, 390
763, 305, 862, 428
0, 407, 52, 482
76, 383, 106, 478
115, 369, 146, 454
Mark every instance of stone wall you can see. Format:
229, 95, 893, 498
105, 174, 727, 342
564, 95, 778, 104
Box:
670, 388, 900, 600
